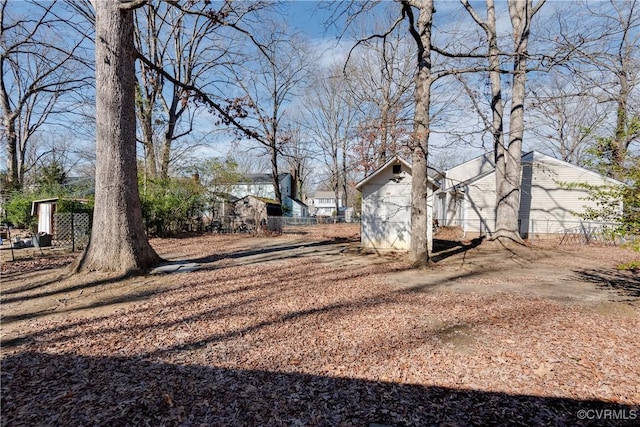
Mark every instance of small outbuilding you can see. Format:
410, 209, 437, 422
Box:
232, 195, 283, 233
31, 197, 90, 234
355, 156, 439, 251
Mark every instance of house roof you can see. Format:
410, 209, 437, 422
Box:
446, 152, 494, 174
355, 155, 440, 191
290, 197, 308, 207
233, 195, 280, 206
238, 173, 291, 184
523, 151, 626, 186
456, 150, 626, 188
312, 191, 344, 199
211, 192, 240, 202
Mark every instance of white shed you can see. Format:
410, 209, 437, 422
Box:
355, 156, 439, 251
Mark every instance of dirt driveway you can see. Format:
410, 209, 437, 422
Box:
1, 224, 639, 426
387, 239, 639, 309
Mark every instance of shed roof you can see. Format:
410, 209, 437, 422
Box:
30, 197, 89, 216
355, 155, 440, 191
233, 195, 280, 206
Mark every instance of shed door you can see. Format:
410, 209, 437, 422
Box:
381, 193, 411, 250
38, 203, 52, 234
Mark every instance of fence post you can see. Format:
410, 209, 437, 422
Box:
71, 204, 75, 252
580, 222, 589, 245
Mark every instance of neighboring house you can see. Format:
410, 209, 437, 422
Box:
229, 173, 292, 200
355, 156, 439, 251
227, 172, 306, 217
289, 197, 309, 217
436, 151, 625, 237
435, 152, 496, 228
308, 191, 344, 217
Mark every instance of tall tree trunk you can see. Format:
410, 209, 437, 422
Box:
612, 70, 630, 178
495, 1, 526, 242
1, 66, 20, 190
135, 83, 159, 178
270, 141, 282, 204
405, 0, 434, 267
494, 0, 543, 243
341, 134, 349, 212
3, 119, 19, 190
75, 0, 162, 274
491, 0, 520, 243
380, 102, 389, 164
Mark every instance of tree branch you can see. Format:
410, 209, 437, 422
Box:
118, 0, 147, 11
135, 50, 266, 145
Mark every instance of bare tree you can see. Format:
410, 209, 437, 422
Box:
75, 0, 162, 274
280, 124, 315, 201
304, 64, 357, 218
347, 16, 415, 167
1, 0, 92, 190
565, 0, 640, 177
230, 22, 312, 204
401, 0, 435, 265
495, 0, 546, 242
461, 0, 545, 243
529, 73, 608, 165
133, 1, 239, 179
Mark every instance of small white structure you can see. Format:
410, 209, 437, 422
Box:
356, 156, 439, 251
436, 151, 625, 237
31, 198, 59, 234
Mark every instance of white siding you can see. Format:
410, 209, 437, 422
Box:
454, 152, 623, 236
521, 155, 621, 235
444, 153, 495, 189
360, 162, 412, 250
463, 174, 497, 233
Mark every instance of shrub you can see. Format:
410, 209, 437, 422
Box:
140, 177, 206, 236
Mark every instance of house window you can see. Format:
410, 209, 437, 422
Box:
392, 164, 401, 174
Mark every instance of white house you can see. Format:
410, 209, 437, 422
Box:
355, 156, 439, 251
436, 151, 625, 237
228, 173, 307, 217
230, 173, 292, 200
308, 191, 344, 217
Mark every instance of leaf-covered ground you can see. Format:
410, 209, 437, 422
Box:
1, 225, 639, 426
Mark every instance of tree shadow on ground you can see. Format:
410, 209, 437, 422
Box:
0, 272, 132, 307
574, 269, 640, 301
0, 253, 76, 279
187, 239, 353, 264
431, 237, 485, 263
2, 351, 637, 426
